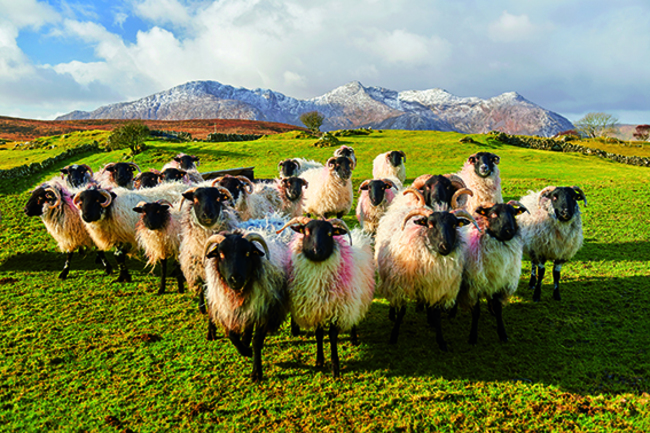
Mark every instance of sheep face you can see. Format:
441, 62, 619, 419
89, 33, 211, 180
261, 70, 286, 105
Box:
543, 187, 585, 222
216, 176, 248, 202
133, 201, 171, 230
161, 168, 187, 183
420, 175, 455, 208
105, 162, 139, 188
75, 188, 115, 223
278, 159, 300, 177
411, 212, 470, 256
135, 171, 161, 189
468, 152, 500, 178
387, 151, 405, 167
24, 187, 58, 217
182, 187, 230, 228
173, 154, 199, 170
281, 177, 308, 201
475, 202, 527, 242
360, 180, 392, 206
291, 220, 347, 262
327, 156, 353, 181
60, 164, 93, 188
335, 146, 356, 165
206, 233, 265, 292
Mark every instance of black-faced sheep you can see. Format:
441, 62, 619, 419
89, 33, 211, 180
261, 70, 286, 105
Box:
457, 152, 503, 213
373, 150, 406, 185
277, 217, 375, 377
274, 176, 308, 218
355, 178, 399, 235
163, 153, 204, 183
203, 230, 289, 382
59, 164, 95, 189
278, 158, 323, 178
213, 174, 281, 221
334, 145, 357, 169
134, 170, 161, 189
517, 186, 587, 302
300, 156, 354, 219
410, 174, 473, 211
96, 162, 141, 190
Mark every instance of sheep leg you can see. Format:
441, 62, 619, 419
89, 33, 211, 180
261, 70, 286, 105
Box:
389, 306, 406, 345
468, 301, 480, 345
552, 261, 563, 301
158, 258, 167, 295
251, 325, 267, 382
532, 263, 545, 302
349, 325, 360, 346
95, 251, 113, 275
448, 302, 458, 319
329, 325, 340, 378
416, 302, 425, 313
315, 327, 325, 368
388, 307, 395, 322
290, 316, 301, 336
58, 251, 73, 279
197, 288, 207, 314
207, 318, 218, 341
172, 263, 185, 294
114, 247, 131, 283
489, 295, 508, 343
228, 330, 253, 358
427, 306, 447, 352
528, 262, 538, 290
241, 325, 254, 348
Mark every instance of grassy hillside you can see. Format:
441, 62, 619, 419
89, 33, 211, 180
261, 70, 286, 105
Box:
1, 130, 649, 432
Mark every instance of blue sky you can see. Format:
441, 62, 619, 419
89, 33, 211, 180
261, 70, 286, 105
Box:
1, 0, 649, 124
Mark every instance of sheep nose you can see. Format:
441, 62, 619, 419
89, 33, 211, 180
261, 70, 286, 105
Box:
438, 242, 451, 255
228, 275, 244, 289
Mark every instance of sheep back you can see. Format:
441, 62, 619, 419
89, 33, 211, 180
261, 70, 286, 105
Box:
458, 162, 502, 212
373, 152, 406, 184
300, 167, 353, 217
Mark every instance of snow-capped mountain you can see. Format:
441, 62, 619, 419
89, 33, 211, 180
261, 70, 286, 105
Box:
56, 80, 573, 136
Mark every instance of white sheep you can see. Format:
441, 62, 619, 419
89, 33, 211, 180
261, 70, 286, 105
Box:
517, 186, 587, 302
300, 156, 354, 219
203, 229, 290, 382
277, 217, 375, 377
457, 152, 503, 213
213, 175, 281, 221
373, 151, 406, 185
355, 178, 399, 235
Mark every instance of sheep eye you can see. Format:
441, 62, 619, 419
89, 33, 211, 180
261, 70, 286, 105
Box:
552, 196, 558, 201
490, 213, 498, 218
219, 252, 225, 260
328, 231, 332, 236
246, 252, 250, 257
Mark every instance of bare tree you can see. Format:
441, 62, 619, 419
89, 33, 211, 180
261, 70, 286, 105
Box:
299, 111, 325, 134
633, 124, 650, 142
575, 112, 619, 138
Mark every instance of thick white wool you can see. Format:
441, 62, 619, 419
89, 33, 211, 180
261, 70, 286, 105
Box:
268, 179, 304, 218
234, 182, 284, 221
204, 230, 289, 333
355, 185, 398, 235
517, 189, 583, 263
162, 161, 204, 183
294, 158, 323, 176
460, 225, 523, 307
300, 167, 353, 218
373, 152, 406, 184
288, 229, 375, 331
135, 209, 182, 266
40, 184, 93, 253
457, 162, 503, 213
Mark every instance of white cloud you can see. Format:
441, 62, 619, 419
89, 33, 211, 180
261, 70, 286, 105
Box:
133, 0, 192, 27
488, 11, 537, 42
357, 29, 451, 66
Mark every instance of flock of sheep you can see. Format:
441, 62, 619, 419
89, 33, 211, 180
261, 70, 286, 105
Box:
23, 145, 587, 381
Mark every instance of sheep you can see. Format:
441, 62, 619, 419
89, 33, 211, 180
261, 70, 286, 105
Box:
410, 174, 473, 211
163, 153, 204, 183
517, 186, 587, 302
160, 167, 190, 184
213, 174, 282, 221
355, 178, 399, 235
134, 170, 161, 189
300, 156, 354, 219
373, 151, 406, 185
277, 217, 375, 377
375, 188, 479, 350
457, 200, 529, 345
59, 164, 95, 189
274, 176, 308, 218
278, 158, 323, 178
457, 152, 503, 213
133, 199, 185, 294
73, 183, 184, 283
334, 145, 357, 169
96, 162, 141, 189
178, 184, 238, 310
203, 230, 289, 382
23, 183, 112, 279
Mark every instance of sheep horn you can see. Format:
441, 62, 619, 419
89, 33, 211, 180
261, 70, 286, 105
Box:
538, 186, 557, 206
204, 234, 227, 258
451, 188, 473, 209
236, 176, 254, 194
444, 174, 467, 190
102, 162, 116, 173
73, 192, 83, 209
243, 233, 270, 259
402, 188, 426, 207
179, 187, 199, 210
43, 186, 62, 208
326, 157, 336, 168
358, 179, 372, 193
402, 208, 434, 230
127, 162, 141, 173
507, 200, 529, 214
451, 209, 481, 232
276, 216, 313, 234
294, 159, 301, 169
156, 199, 174, 208
99, 190, 113, 208
210, 176, 225, 187
328, 218, 353, 246
571, 186, 587, 207
411, 174, 433, 190
81, 164, 94, 176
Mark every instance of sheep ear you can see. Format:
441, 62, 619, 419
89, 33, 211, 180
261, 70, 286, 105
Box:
301, 179, 308, 188
133, 206, 144, 213
290, 224, 305, 234
493, 155, 500, 165
106, 166, 116, 172
512, 205, 528, 216
468, 155, 476, 164
60, 168, 69, 175
182, 191, 195, 201
412, 217, 428, 227
173, 157, 182, 163
205, 243, 220, 259
332, 227, 348, 236
475, 206, 489, 216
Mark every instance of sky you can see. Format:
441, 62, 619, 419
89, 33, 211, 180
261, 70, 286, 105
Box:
1, 0, 649, 124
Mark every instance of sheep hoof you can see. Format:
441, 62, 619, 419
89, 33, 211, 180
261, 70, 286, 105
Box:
553, 289, 561, 301
115, 272, 132, 283
58, 269, 70, 280
250, 371, 263, 382
532, 290, 541, 302
103, 265, 113, 275
437, 341, 448, 352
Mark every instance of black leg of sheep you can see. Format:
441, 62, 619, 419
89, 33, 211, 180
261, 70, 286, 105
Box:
158, 258, 167, 295
469, 300, 480, 345
114, 246, 132, 283
58, 251, 73, 280
528, 262, 538, 291
532, 262, 546, 302
389, 306, 406, 344
488, 294, 508, 343
427, 306, 447, 352
172, 263, 185, 293
228, 329, 253, 357
290, 317, 301, 336
206, 318, 218, 341
315, 327, 325, 368
251, 325, 268, 382
329, 325, 340, 378
95, 251, 113, 275
552, 260, 564, 301
349, 325, 359, 346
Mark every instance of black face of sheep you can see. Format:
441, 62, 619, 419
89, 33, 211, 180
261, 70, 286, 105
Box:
327, 156, 353, 181
24, 187, 57, 216
360, 180, 393, 206
136, 171, 161, 189
216, 176, 248, 202
468, 152, 500, 178
475, 202, 527, 242
182, 187, 230, 228
205, 233, 265, 292
282, 177, 308, 201
387, 151, 405, 167
60, 164, 93, 188
74, 188, 115, 223
291, 220, 348, 262
105, 162, 140, 188
337, 147, 355, 160
412, 212, 470, 256
133, 201, 171, 230
421, 175, 455, 208
173, 154, 199, 170
544, 187, 585, 222
278, 159, 300, 177
161, 168, 187, 183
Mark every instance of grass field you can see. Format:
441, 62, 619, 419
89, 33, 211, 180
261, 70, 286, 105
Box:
1, 130, 649, 432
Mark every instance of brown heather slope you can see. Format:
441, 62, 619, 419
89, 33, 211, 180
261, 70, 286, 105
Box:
0, 116, 306, 142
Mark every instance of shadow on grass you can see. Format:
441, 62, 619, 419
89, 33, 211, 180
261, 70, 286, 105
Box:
0, 250, 149, 275
579, 240, 650, 262
159, 144, 249, 161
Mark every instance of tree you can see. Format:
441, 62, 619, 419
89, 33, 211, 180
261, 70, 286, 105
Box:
108, 121, 150, 157
299, 111, 325, 134
633, 124, 650, 141
574, 112, 619, 139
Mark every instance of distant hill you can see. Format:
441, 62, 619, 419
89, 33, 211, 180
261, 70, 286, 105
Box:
56, 80, 574, 137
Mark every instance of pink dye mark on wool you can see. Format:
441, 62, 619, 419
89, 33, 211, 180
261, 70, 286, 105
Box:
331, 237, 354, 295
385, 188, 395, 204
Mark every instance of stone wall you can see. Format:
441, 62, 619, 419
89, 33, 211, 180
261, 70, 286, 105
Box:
206, 133, 262, 142
0, 143, 101, 180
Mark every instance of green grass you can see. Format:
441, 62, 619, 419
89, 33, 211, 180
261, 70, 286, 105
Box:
1, 130, 649, 432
